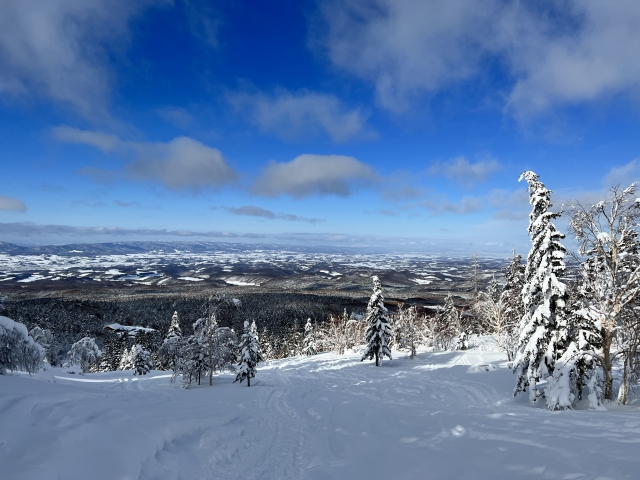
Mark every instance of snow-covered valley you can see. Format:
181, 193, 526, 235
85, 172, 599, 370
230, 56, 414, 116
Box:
3, 348, 639, 480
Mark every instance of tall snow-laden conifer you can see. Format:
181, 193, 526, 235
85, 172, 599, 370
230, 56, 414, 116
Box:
513, 171, 568, 403
235, 320, 263, 387
361, 276, 392, 366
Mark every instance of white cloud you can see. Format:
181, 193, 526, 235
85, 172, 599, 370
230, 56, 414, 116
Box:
0, 1, 163, 119
0, 196, 26, 212
229, 89, 373, 143
314, 0, 640, 119
428, 157, 500, 186
53, 127, 238, 191
252, 154, 379, 198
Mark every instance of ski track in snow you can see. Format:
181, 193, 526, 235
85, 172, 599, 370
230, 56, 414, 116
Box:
3, 350, 640, 479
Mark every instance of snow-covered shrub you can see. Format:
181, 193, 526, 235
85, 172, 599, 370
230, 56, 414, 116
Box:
0, 316, 43, 375
430, 294, 460, 351
132, 344, 153, 375
392, 305, 421, 359
65, 337, 102, 374
172, 311, 238, 388
29, 326, 59, 366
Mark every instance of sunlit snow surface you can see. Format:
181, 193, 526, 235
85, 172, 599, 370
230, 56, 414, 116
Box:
3, 347, 640, 479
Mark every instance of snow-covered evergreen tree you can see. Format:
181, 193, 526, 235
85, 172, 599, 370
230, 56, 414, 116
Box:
361, 276, 392, 366
0, 316, 43, 375
234, 320, 263, 387
432, 294, 460, 351
287, 319, 303, 357
131, 344, 153, 375
302, 318, 318, 356
545, 301, 603, 410
199, 294, 241, 385
513, 171, 568, 404
98, 331, 121, 372
157, 311, 184, 370
167, 311, 182, 338
65, 337, 102, 374
259, 326, 275, 360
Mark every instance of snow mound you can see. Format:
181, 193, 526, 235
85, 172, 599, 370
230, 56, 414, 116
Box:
467, 362, 498, 373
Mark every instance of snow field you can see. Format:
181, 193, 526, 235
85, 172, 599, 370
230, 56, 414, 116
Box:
2, 349, 640, 479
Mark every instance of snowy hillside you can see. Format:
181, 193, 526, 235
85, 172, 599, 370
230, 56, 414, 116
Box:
2, 348, 640, 479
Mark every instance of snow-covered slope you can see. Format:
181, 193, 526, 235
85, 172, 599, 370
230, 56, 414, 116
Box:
2, 350, 640, 479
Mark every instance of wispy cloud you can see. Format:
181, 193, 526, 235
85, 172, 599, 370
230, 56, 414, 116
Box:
156, 106, 195, 129
184, 0, 219, 49
603, 158, 640, 187
428, 157, 500, 186
229, 89, 374, 143
0, 195, 26, 212
252, 154, 379, 198
53, 127, 238, 191
221, 205, 323, 224
0, 222, 264, 239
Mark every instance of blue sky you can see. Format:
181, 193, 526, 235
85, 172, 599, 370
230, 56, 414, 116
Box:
2, 0, 640, 254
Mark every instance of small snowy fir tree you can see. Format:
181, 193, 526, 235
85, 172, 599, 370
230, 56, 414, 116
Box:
167, 311, 182, 338
65, 337, 102, 374
513, 171, 568, 404
361, 276, 392, 366
500, 252, 526, 361
259, 327, 276, 360
235, 320, 263, 387
545, 302, 603, 410
131, 344, 153, 375
302, 318, 318, 356
0, 316, 43, 375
